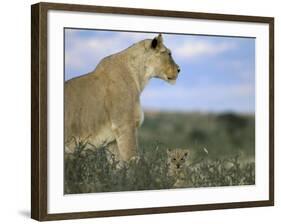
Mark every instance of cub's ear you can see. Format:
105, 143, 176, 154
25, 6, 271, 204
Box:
151, 34, 163, 49
184, 150, 189, 157
167, 148, 172, 153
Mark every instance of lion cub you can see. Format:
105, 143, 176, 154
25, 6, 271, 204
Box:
167, 148, 191, 188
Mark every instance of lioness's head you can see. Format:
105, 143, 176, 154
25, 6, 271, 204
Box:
146, 34, 180, 84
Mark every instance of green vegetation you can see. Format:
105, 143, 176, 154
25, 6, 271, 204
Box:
139, 112, 255, 160
64, 112, 255, 194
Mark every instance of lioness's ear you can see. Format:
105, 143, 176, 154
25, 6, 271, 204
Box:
151, 37, 158, 49
157, 34, 163, 44
151, 34, 163, 49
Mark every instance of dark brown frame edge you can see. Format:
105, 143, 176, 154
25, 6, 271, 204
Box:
31, 2, 274, 221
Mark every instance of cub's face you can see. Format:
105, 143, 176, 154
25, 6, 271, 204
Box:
146, 34, 180, 84
167, 148, 189, 171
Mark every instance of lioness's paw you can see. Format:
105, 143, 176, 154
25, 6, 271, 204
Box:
115, 160, 127, 169
129, 155, 142, 165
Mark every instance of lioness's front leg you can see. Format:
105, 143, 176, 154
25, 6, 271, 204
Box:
112, 124, 138, 161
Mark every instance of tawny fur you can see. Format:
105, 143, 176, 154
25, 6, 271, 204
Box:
167, 148, 191, 188
65, 34, 180, 161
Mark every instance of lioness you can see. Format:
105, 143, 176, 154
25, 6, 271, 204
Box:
65, 34, 180, 161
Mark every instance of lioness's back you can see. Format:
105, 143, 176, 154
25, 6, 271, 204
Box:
65, 70, 108, 141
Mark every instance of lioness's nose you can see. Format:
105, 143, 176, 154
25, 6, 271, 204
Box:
177, 67, 180, 73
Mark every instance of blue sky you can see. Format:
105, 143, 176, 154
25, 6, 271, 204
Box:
65, 29, 255, 113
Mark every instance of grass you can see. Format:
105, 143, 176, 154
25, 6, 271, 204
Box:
64, 143, 255, 194
64, 111, 255, 194
139, 111, 255, 160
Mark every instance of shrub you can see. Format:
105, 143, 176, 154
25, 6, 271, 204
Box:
64, 143, 255, 194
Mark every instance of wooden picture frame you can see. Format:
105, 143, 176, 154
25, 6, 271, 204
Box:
31, 2, 274, 221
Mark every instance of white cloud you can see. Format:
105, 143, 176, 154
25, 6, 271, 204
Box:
65, 32, 127, 72
172, 40, 236, 60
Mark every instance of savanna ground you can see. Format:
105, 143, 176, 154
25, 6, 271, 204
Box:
64, 112, 255, 194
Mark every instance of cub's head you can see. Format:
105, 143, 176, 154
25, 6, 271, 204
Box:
146, 34, 180, 84
167, 148, 189, 170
